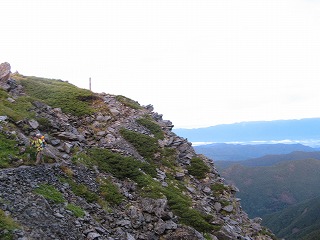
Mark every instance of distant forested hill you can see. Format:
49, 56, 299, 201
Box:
262, 196, 320, 240
221, 159, 320, 218
194, 143, 317, 161
214, 151, 320, 169
174, 118, 320, 142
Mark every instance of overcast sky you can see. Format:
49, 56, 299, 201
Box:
1, 0, 320, 128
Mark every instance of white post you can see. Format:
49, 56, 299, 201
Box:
89, 77, 91, 91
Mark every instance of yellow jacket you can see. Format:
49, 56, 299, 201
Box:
31, 139, 43, 152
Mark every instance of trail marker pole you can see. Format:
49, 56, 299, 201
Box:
89, 77, 91, 91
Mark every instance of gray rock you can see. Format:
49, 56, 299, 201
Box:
87, 232, 101, 240
202, 186, 211, 194
175, 172, 185, 180
62, 142, 73, 153
50, 138, 61, 146
55, 132, 79, 141
7, 97, 15, 103
214, 202, 222, 212
0, 115, 8, 121
110, 108, 120, 116
28, 119, 39, 129
0, 62, 11, 82
223, 205, 234, 213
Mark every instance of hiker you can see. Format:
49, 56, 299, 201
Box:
31, 133, 45, 165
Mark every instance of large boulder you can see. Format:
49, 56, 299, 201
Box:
0, 62, 11, 82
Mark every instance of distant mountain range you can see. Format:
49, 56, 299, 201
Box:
174, 118, 320, 143
194, 143, 319, 161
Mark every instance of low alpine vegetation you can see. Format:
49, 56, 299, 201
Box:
115, 95, 142, 110
187, 157, 210, 179
34, 184, 65, 204
0, 133, 19, 168
211, 183, 230, 196
136, 117, 164, 140
99, 178, 123, 205
120, 128, 159, 162
66, 204, 85, 218
13, 74, 95, 116
0, 209, 19, 240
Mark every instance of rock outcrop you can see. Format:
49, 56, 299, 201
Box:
0, 62, 11, 82
0, 70, 276, 240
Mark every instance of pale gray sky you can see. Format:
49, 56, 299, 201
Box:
1, 0, 320, 128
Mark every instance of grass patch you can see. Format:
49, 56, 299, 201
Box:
61, 178, 99, 203
60, 165, 74, 177
99, 178, 123, 205
34, 184, 65, 203
187, 157, 210, 180
120, 128, 159, 162
136, 117, 164, 140
115, 95, 142, 110
0, 209, 19, 240
0, 89, 35, 121
0, 133, 20, 168
14, 74, 95, 116
66, 204, 85, 218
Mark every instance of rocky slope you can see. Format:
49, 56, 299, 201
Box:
0, 62, 276, 240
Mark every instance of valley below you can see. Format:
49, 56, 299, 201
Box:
175, 121, 320, 239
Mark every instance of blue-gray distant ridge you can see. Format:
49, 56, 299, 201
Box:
173, 118, 320, 142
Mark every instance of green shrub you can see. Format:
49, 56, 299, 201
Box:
211, 183, 229, 196
120, 128, 159, 161
99, 178, 123, 205
89, 148, 157, 179
160, 147, 178, 169
136, 117, 164, 140
115, 95, 142, 110
187, 157, 210, 179
34, 184, 65, 203
66, 204, 85, 218
134, 174, 164, 199
163, 184, 214, 232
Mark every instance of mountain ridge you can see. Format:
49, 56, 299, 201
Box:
0, 65, 275, 240
174, 118, 320, 143
194, 143, 317, 161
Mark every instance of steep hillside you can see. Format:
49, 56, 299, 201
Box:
0, 67, 275, 239
262, 196, 320, 240
194, 143, 316, 161
221, 159, 320, 218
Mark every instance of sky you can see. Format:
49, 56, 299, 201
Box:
1, 0, 320, 129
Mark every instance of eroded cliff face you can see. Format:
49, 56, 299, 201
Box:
0, 67, 275, 240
